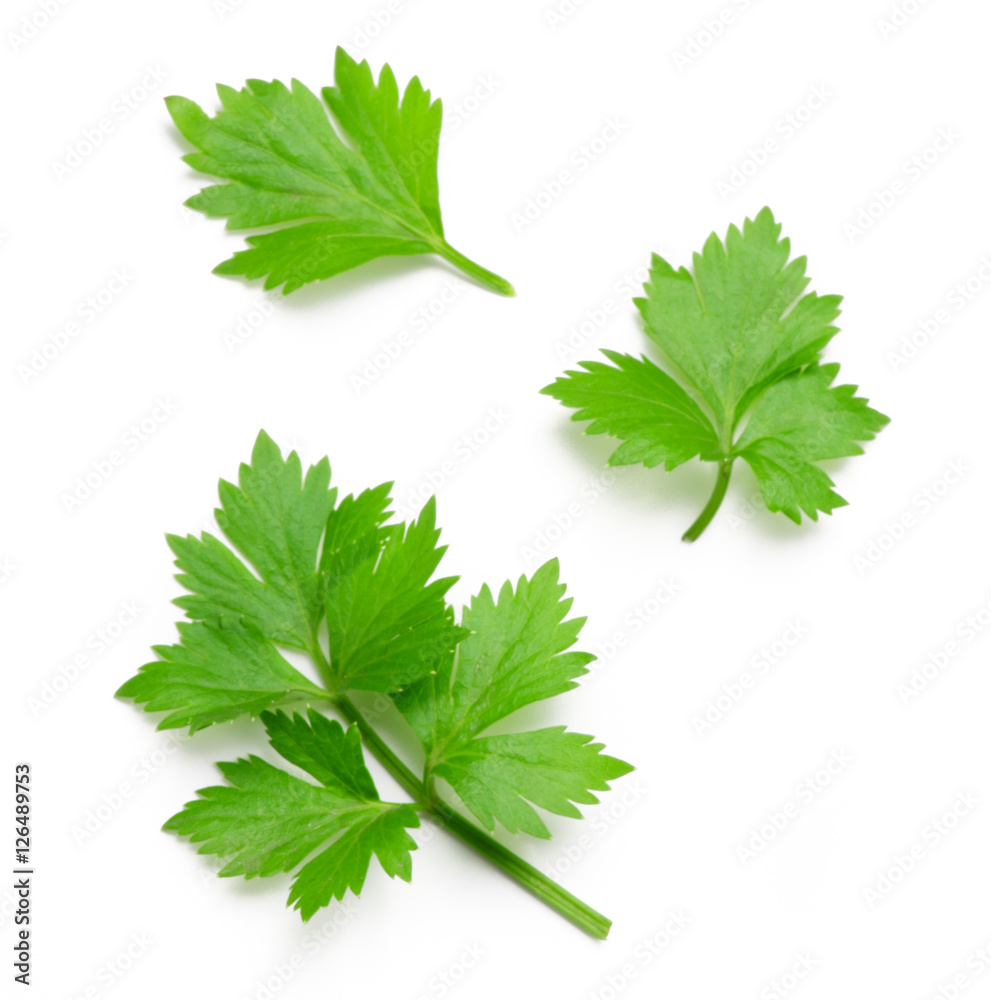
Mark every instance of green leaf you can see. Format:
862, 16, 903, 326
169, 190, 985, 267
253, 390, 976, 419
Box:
263, 707, 379, 798
395, 559, 630, 835
124, 431, 464, 713
433, 727, 634, 838
163, 709, 418, 919
169, 430, 335, 649
325, 496, 463, 692
288, 807, 418, 920
123, 436, 634, 936
543, 208, 889, 538
168, 47, 513, 296
735, 363, 889, 523
541, 349, 721, 470
114, 620, 326, 733
319, 481, 394, 590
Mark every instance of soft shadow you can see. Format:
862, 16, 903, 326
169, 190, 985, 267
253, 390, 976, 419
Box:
550, 418, 715, 513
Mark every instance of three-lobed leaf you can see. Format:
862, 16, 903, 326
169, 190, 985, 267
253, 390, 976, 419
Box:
543, 208, 889, 536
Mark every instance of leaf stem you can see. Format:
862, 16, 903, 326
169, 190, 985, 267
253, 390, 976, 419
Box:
434, 241, 515, 297
328, 690, 612, 938
683, 457, 733, 542
429, 798, 612, 939
333, 693, 426, 804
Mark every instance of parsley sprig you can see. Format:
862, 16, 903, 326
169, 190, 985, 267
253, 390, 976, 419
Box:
117, 432, 631, 937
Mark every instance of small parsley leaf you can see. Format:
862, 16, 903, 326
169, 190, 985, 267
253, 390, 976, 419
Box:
542, 208, 889, 539
115, 619, 327, 733
168, 47, 514, 296
433, 727, 632, 839
324, 496, 464, 692
394, 560, 632, 837
168, 430, 335, 649
163, 709, 419, 919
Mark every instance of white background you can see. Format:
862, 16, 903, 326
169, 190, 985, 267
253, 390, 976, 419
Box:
4, 0, 991, 997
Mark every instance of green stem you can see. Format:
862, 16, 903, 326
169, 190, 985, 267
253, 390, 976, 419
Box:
333, 694, 426, 804
430, 798, 612, 939
435, 241, 515, 297
683, 457, 733, 542
325, 684, 611, 938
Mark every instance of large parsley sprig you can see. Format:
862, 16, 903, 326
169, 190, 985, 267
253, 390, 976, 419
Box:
117, 432, 631, 937
168, 47, 514, 296
542, 208, 889, 540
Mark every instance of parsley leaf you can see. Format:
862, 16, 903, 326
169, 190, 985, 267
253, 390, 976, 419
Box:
168, 430, 336, 649
431, 727, 632, 839
395, 560, 632, 837
163, 710, 419, 920
153, 430, 458, 695
117, 433, 632, 938
115, 619, 327, 734
324, 497, 464, 692
542, 208, 889, 539
168, 47, 514, 296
